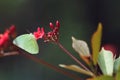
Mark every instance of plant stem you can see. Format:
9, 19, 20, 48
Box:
56, 41, 92, 72
20, 52, 81, 80
0, 51, 19, 57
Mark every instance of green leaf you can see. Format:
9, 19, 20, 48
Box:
91, 23, 102, 65
115, 67, 120, 80
13, 34, 39, 54
98, 48, 114, 76
114, 57, 120, 73
87, 75, 114, 80
72, 36, 90, 57
59, 64, 94, 76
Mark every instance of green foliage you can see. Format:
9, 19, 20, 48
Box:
114, 57, 120, 73
115, 68, 120, 80
87, 75, 114, 80
98, 48, 114, 76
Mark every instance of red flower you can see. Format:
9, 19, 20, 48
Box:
0, 25, 16, 47
33, 20, 60, 42
44, 20, 60, 42
33, 27, 45, 40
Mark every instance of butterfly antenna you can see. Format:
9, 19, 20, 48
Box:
26, 29, 31, 34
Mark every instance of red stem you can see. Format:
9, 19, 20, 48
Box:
20, 52, 81, 80
0, 51, 19, 57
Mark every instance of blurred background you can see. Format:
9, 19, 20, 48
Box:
0, 0, 120, 80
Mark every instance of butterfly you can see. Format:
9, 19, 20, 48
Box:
13, 33, 39, 54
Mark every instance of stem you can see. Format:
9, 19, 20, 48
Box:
56, 42, 92, 72
20, 52, 81, 80
0, 51, 19, 57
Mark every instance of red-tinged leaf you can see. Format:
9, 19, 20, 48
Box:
72, 36, 91, 64
72, 37, 90, 57
91, 23, 102, 65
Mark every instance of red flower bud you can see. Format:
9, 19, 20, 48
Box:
103, 44, 117, 56
56, 20, 60, 28
49, 22, 54, 29
9, 25, 16, 35
0, 32, 9, 47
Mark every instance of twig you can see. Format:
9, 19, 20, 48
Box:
0, 51, 19, 57
20, 52, 81, 80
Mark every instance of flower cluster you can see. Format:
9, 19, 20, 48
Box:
0, 25, 18, 57
0, 25, 16, 47
33, 20, 60, 42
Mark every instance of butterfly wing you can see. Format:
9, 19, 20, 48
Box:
13, 34, 39, 54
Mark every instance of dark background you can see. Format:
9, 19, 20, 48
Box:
0, 0, 120, 80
